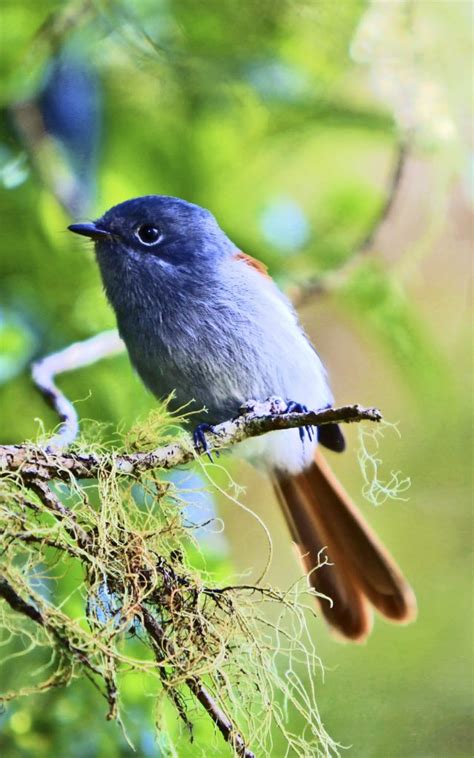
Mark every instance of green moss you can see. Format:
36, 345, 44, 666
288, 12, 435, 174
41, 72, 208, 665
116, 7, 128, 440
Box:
0, 414, 338, 757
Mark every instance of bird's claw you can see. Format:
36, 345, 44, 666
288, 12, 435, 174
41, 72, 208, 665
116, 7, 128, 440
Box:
285, 400, 314, 444
193, 423, 219, 462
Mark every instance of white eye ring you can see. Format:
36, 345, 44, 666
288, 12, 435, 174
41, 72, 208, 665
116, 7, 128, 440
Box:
135, 224, 163, 246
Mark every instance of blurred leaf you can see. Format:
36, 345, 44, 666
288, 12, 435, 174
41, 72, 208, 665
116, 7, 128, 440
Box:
341, 260, 456, 407
0, 307, 37, 383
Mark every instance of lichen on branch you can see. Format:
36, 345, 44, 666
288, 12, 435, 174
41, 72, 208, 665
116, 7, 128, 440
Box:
0, 335, 381, 757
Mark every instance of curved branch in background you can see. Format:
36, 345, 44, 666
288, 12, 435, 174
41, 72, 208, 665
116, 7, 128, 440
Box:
31, 329, 125, 450
356, 140, 408, 254
295, 139, 409, 307
11, 0, 98, 211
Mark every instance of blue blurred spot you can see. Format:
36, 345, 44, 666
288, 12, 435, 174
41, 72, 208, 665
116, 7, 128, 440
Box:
260, 198, 310, 251
0, 147, 29, 189
141, 728, 161, 757
247, 60, 309, 102
28, 565, 53, 602
87, 579, 125, 628
171, 469, 228, 555
39, 47, 102, 214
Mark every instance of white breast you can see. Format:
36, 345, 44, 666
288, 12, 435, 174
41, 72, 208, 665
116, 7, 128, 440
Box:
226, 260, 333, 475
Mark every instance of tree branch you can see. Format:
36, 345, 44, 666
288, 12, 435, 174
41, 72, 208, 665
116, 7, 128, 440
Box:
28, 477, 91, 547
1, 401, 381, 483
141, 606, 255, 758
0, 577, 44, 626
31, 330, 125, 450
0, 577, 102, 676
295, 139, 408, 306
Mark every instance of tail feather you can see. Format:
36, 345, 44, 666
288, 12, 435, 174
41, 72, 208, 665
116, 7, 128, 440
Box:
274, 474, 373, 641
272, 450, 416, 642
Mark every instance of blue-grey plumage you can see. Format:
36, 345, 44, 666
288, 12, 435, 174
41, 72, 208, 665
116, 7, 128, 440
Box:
87, 195, 333, 474
68, 195, 417, 642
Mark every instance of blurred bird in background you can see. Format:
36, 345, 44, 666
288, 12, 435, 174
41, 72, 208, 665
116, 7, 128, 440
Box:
12, 43, 101, 217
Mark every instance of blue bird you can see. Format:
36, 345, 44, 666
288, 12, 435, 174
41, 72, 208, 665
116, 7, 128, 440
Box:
69, 195, 417, 641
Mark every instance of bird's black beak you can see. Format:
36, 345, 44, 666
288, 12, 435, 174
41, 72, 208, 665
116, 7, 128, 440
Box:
68, 222, 111, 240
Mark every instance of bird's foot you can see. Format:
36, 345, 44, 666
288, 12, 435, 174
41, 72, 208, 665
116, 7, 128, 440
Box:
238, 396, 314, 444
193, 423, 219, 462
285, 400, 314, 444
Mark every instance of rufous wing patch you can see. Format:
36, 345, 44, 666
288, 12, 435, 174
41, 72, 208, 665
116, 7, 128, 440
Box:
234, 251, 271, 279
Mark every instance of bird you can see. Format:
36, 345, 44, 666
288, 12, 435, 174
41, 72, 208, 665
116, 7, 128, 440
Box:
69, 195, 417, 641
38, 47, 102, 215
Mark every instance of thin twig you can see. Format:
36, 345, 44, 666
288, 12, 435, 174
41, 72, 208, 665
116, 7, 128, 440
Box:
0, 577, 101, 675
295, 139, 408, 306
356, 140, 408, 254
28, 478, 91, 547
0, 577, 44, 626
12, 101, 87, 217
3, 532, 85, 560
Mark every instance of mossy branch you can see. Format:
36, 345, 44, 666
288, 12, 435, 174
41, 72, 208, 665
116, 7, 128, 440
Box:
0, 329, 381, 480
0, 400, 381, 482
0, 336, 380, 756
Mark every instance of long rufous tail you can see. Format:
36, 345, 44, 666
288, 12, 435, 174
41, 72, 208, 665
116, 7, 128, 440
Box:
272, 450, 417, 642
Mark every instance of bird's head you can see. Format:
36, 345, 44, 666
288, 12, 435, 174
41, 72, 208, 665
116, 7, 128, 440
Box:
68, 195, 234, 285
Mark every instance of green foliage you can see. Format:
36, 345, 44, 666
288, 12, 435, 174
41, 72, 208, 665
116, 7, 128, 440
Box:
341, 260, 456, 406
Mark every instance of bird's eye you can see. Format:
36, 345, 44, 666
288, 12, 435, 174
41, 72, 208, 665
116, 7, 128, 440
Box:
135, 224, 162, 246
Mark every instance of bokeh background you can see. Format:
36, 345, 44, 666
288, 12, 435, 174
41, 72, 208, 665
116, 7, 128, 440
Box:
0, 1, 472, 756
